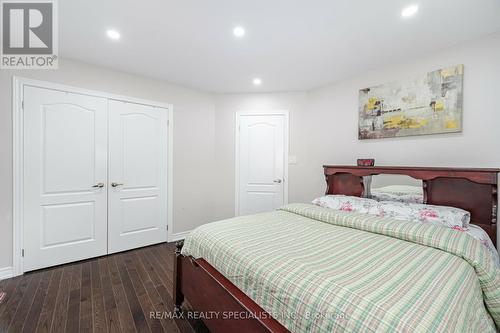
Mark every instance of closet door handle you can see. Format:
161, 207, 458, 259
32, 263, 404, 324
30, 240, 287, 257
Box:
92, 183, 105, 188
111, 182, 124, 188
273, 179, 282, 184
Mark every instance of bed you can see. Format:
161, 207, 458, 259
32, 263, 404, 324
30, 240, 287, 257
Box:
174, 166, 500, 332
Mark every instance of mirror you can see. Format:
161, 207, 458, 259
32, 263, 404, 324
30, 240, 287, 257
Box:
363, 175, 423, 204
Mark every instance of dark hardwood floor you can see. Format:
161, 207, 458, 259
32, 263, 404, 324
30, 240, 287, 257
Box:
0, 243, 208, 333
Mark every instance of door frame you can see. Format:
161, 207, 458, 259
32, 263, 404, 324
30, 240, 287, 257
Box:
12, 76, 174, 276
234, 110, 289, 216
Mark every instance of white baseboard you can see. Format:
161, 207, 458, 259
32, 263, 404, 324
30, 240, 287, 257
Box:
168, 230, 192, 242
0, 267, 14, 280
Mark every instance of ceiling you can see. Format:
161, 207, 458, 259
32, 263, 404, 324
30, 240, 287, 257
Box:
60, 0, 500, 93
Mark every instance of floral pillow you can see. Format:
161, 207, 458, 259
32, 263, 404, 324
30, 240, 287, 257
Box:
367, 200, 470, 229
312, 195, 470, 228
312, 195, 378, 213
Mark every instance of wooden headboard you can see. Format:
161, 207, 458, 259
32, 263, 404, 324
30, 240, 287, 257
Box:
323, 165, 500, 245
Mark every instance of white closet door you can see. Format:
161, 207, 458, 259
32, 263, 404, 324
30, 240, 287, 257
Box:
237, 114, 286, 215
23, 86, 108, 272
108, 100, 168, 253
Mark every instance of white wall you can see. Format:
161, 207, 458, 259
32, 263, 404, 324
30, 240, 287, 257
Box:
0, 58, 216, 269
213, 92, 308, 220
213, 33, 500, 219
301, 32, 500, 200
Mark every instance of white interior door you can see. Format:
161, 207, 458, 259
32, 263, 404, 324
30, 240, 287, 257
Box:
237, 113, 287, 215
108, 100, 168, 253
23, 86, 108, 272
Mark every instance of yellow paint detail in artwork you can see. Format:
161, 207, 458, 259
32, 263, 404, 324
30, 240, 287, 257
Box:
384, 115, 428, 129
409, 118, 428, 129
384, 115, 403, 128
434, 101, 444, 111
366, 97, 378, 111
445, 119, 458, 129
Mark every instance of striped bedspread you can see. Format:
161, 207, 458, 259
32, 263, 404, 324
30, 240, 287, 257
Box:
182, 204, 500, 332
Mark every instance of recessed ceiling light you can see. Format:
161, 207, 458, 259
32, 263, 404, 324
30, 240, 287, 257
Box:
401, 5, 419, 18
106, 29, 121, 40
233, 26, 245, 38
253, 78, 262, 86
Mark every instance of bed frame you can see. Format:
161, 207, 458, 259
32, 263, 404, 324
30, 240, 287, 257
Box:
174, 165, 499, 332
323, 165, 499, 245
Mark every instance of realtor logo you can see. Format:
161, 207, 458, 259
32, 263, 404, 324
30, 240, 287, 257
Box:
1, 0, 58, 69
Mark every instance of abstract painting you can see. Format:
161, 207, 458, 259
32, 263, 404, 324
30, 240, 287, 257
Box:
358, 65, 464, 140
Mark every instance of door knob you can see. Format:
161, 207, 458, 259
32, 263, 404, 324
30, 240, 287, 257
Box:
273, 179, 282, 184
111, 182, 124, 187
92, 183, 104, 188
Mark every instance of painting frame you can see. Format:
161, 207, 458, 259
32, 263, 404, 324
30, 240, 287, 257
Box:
358, 65, 464, 140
